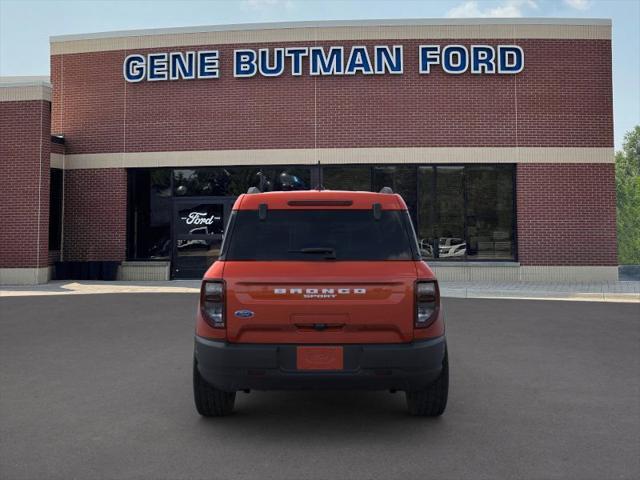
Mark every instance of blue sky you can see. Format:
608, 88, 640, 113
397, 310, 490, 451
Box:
1, 0, 638, 149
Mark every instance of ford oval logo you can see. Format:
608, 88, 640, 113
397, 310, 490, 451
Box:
234, 310, 254, 318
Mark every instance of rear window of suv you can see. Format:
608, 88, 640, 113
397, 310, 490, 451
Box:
223, 209, 418, 261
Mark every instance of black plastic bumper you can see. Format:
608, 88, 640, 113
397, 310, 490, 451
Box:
194, 336, 446, 392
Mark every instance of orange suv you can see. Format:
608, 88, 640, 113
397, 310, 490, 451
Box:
193, 189, 448, 416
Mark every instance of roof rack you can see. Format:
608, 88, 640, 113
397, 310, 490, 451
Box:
379, 186, 393, 194
247, 187, 261, 194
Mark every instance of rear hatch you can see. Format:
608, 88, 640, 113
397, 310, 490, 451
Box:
223, 261, 417, 343
219, 205, 420, 344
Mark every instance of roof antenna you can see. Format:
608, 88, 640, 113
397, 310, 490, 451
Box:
314, 160, 324, 191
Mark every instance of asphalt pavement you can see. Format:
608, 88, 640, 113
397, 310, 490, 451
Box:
1, 294, 639, 480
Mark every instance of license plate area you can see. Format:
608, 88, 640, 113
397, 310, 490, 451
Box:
296, 346, 344, 371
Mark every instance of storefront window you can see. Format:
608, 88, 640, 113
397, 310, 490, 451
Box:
417, 166, 434, 258
127, 169, 172, 260
323, 165, 371, 191
127, 166, 311, 261
322, 164, 516, 262
465, 165, 515, 260
433, 166, 466, 260
173, 167, 309, 196
173, 169, 231, 196
127, 164, 515, 263
373, 165, 418, 226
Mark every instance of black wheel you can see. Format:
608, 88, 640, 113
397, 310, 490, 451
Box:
405, 348, 449, 417
193, 360, 236, 417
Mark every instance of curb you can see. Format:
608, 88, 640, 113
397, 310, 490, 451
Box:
440, 288, 640, 303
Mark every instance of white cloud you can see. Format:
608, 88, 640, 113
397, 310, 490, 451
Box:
563, 0, 591, 10
446, 0, 538, 18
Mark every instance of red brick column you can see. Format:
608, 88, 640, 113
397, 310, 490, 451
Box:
0, 99, 51, 271
516, 163, 617, 266
62, 168, 127, 261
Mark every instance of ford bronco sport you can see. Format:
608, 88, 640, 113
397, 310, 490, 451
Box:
193, 189, 448, 416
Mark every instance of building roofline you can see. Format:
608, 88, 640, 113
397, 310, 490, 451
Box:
0, 77, 51, 102
0, 76, 51, 88
50, 17, 611, 43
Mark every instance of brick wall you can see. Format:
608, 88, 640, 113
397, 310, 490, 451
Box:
62, 168, 127, 261
0, 100, 50, 269
51, 39, 613, 154
46, 34, 615, 270
517, 163, 617, 266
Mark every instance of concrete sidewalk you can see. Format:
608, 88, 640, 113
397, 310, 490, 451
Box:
1, 280, 639, 302
439, 281, 640, 303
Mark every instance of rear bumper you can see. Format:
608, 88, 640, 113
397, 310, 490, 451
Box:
194, 335, 446, 392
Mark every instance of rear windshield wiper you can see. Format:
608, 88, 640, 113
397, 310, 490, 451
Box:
288, 247, 337, 259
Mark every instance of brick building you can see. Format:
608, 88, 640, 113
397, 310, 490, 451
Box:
0, 18, 617, 284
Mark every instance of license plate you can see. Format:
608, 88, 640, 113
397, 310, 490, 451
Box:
296, 346, 344, 371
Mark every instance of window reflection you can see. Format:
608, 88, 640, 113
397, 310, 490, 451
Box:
176, 238, 222, 274
127, 164, 516, 263
128, 169, 172, 260
465, 166, 514, 260
416, 165, 514, 261
434, 166, 466, 260
417, 167, 434, 258
173, 167, 309, 196
323, 166, 372, 191
373, 166, 417, 225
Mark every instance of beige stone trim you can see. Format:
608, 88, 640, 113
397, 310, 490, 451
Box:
50, 153, 64, 169
118, 261, 170, 281
50, 19, 611, 55
0, 84, 52, 102
430, 263, 521, 282
62, 147, 614, 170
0, 267, 50, 285
430, 264, 618, 282
518, 266, 618, 282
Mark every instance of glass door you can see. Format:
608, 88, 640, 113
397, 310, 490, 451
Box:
171, 197, 235, 279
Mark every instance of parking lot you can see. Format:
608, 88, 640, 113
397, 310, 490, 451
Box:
1, 293, 639, 480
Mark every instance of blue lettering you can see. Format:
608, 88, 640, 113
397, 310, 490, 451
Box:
234, 49, 257, 77
309, 47, 344, 75
346, 47, 373, 75
147, 53, 168, 81
498, 46, 524, 74
470, 46, 496, 74
169, 52, 196, 80
123, 54, 145, 82
419, 45, 440, 74
285, 47, 308, 76
374, 45, 403, 74
197, 51, 219, 79
258, 48, 285, 77
442, 45, 468, 74
123, 44, 523, 81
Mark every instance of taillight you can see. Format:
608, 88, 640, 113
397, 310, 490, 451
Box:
201, 280, 225, 328
415, 280, 439, 328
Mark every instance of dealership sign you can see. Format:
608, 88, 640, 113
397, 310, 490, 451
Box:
181, 211, 220, 226
123, 44, 523, 82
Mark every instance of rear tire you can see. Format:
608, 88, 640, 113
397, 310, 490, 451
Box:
193, 360, 236, 417
405, 348, 449, 417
